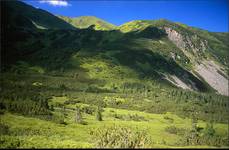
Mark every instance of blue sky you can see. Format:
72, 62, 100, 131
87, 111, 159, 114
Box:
23, 0, 228, 32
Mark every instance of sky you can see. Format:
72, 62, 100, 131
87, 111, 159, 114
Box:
22, 0, 229, 32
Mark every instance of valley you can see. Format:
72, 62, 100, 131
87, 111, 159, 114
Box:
0, 0, 228, 148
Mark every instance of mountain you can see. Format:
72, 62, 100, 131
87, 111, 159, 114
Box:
119, 19, 229, 95
1, 0, 76, 30
58, 15, 117, 30
1, 1, 228, 96
1, 1, 229, 148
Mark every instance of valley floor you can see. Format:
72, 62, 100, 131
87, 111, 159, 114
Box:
0, 73, 228, 148
0, 102, 228, 148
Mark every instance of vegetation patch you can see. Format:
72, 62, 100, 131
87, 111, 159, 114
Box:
90, 125, 152, 148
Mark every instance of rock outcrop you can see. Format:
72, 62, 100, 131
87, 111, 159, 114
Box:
164, 27, 208, 56
164, 27, 228, 96
195, 61, 228, 96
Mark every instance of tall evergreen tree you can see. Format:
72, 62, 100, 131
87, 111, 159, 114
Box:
96, 106, 103, 121
75, 106, 82, 124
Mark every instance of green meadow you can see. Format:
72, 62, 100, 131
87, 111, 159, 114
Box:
0, 73, 228, 148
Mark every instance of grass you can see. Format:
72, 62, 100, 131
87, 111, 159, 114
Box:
1, 99, 228, 148
58, 16, 117, 30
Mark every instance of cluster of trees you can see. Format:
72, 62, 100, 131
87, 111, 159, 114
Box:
66, 87, 228, 124
0, 80, 51, 118
1, 72, 228, 124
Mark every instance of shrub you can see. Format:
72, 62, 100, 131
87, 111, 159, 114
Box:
82, 105, 96, 115
75, 107, 82, 124
96, 106, 103, 121
200, 123, 228, 146
59, 84, 68, 90
52, 112, 66, 124
111, 113, 146, 121
112, 113, 123, 120
90, 125, 152, 148
64, 99, 80, 105
180, 122, 229, 147
74, 106, 87, 125
182, 129, 200, 146
203, 123, 215, 137
165, 125, 186, 135
0, 136, 21, 148
0, 109, 5, 115
163, 116, 174, 123
0, 123, 10, 135
200, 134, 228, 147
127, 114, 146, 121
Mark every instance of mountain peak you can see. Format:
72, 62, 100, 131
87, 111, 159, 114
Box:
58, 15, 117, 30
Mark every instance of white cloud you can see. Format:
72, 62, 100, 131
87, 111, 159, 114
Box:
39, 0, 71, 7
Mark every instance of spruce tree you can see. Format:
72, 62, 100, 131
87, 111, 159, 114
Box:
96, 106, 103, 121
75, 106, 82, 124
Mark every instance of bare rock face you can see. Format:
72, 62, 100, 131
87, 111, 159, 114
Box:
164, 27, 208, 55
164, 27, 186, 50
195, 61, 228, 96
164, 74, 192, 90
164, 27, 228, 96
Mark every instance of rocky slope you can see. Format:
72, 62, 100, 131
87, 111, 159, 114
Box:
163, 26, 228, 96
119, 19, 228, 96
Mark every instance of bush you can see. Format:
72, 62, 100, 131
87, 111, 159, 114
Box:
200, 123, 228, 146
64, 99, 80, 105
165, 126, 186, 135
52, 112, 66, 124
111, 113, 146, 121
127, 114, 146, 121
82, 105, 96, 115
74, 107, 87, 125
180, 123, 229, 147
96, 106, 103, 121
200, 134, 228, 147
203, 123, 215, 137
112, 113, 123, 120
59, 84, 68, 90
0, 123, 10, 135
0, 136, 21, 148
90, 125, 152, 148
163, 116, 174, 123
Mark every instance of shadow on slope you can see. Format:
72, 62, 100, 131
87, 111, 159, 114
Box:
1, 0, 76, 30
1, 17, 213, 92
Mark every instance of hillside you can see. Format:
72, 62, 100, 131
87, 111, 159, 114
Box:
0, 0, 228, 148
1, 0, 76, 29
119, 19, 228, 95
58, 16, 117, 30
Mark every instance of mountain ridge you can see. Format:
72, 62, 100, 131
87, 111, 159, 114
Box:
57, 15, 117, 30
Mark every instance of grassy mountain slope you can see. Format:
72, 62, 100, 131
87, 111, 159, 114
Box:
1, 1, 228, 148
119, 19, 229, 67
58, 16, 117, 30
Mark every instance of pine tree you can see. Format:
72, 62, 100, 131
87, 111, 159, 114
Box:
75, 106, 82, 124
96, 106, 103, 121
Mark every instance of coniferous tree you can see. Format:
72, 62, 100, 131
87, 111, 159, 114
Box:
96, 106, 103, 121
75, 106, 82, 124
